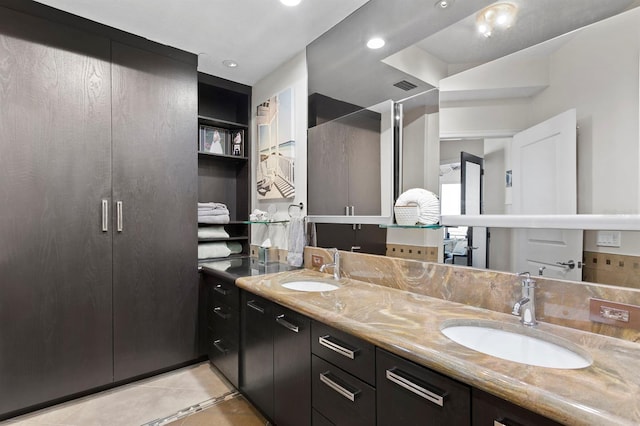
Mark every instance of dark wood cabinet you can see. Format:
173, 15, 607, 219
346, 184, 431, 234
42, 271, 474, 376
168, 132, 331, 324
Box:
376, 348, 471, 426
240, 290, 311, 426
0, 6, 114, 416
0, 2, 198, 418
472, 388, 561, 426
204, 274, 240, 388
308, 108, 382, 217
111, 40, 198, 382
315, 224, 387, 255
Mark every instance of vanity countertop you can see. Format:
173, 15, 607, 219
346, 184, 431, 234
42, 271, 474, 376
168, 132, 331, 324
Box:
236, 269, 640, 426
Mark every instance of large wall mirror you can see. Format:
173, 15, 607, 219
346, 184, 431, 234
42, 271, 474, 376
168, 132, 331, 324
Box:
307, 0, 640, 289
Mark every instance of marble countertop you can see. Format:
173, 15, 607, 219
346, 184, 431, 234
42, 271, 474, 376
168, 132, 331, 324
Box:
236, 269, 640, 426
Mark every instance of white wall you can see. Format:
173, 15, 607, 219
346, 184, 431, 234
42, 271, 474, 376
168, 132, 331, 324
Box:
250, 51, 308, 248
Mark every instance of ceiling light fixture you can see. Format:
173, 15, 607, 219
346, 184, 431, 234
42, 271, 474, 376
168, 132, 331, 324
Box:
222, 59, 238, 68
366, 37, 385, 49
435, 0, 454, 9
476, 2, 517, 38
280, 0, 301, 6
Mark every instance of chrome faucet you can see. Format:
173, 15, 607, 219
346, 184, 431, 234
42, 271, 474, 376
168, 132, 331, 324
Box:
512, 272, 537, 326
319, 249, 340, 280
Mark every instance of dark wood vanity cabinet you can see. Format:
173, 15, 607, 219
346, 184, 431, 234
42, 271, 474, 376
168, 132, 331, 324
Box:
315, 223, 387, 255
376, 348, 472, 426
204, 274, 240, 388
240, 290, 311, 426
311, 321, 377, 426
472, 388, 562, 426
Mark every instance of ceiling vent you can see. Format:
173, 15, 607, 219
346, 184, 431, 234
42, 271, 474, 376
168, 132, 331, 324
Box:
393, 80, 417, 91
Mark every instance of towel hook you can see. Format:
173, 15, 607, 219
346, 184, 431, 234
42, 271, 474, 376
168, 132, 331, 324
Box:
288, 202, 304, 218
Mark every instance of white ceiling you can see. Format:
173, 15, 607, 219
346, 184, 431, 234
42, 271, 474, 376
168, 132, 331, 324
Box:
33, 0, 370, 86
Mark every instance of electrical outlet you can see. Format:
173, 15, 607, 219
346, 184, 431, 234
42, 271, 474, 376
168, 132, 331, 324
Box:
311, 255, 324, 267
597, 231, 621, 247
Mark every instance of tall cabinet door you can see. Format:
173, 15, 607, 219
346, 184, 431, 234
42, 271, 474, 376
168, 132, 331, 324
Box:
0, 8, 113, 415
111, 42, 198, 380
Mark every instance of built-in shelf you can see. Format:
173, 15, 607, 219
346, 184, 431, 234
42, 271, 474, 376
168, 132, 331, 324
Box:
198, 115, 248, 129
197, 151, 248, 161
380, 223, 442, 229
243, 220, 289, 225
198, 221, 248, 226
198, 236, 249, 243
440, 214, 640, 230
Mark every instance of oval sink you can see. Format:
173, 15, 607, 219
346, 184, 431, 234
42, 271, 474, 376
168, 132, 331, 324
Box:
281, 280, 339, 292
441, 320, 592, 369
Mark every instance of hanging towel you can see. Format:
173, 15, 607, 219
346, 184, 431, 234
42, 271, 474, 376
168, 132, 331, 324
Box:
286, 216, 306, 267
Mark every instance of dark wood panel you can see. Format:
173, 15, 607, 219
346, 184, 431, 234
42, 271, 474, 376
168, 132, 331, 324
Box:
111, 41, 199, 381
346, 112, 381, 216
0, 7, 113, 416
356, 225, 387, 255
376, 348, 471, 426
307, 122, 350, 216
315, 224, 357, 251
241, 292, 274, 421
273, 305, 311, 426
472, 388, 561, 426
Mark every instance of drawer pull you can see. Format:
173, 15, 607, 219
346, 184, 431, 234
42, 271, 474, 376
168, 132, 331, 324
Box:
246, 300, 265, 314
318, 335, 359, 359
213, 339, 229, 354
214, 284, 229, 295
494, 419, 520, 426
319, 371, 360, 402
386, 368, 446, 407
276, 314, 299, 333
213, 307, 231, 319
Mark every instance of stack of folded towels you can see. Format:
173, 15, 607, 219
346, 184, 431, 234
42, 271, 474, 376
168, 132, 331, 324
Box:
198, 202, 230, 224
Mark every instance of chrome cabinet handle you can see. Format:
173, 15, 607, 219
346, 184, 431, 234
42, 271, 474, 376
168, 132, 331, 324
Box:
214, 284, 229, 295
319, 372, 360, 402
101, 199, 108, 232
275, 314, 299, 333
318, 335, 359, 359
116, 201, 123, 232
386, 368, 446, 407
494, 419, 519, 426
345, 206, 350, 216
213, 307, 231, 320
351, 206, 355, 216
213, 339, 228, 354
246, 300, 264, 314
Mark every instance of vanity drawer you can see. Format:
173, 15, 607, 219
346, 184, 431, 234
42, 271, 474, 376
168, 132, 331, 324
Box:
208, 302, 239, 342
312, 355, 376, 426
207, 276, 239, 306
312, 321, 375, 386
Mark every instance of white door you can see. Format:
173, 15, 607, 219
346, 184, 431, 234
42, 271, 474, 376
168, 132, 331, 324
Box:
512, 109, 582, 281
461, 152, 487, 269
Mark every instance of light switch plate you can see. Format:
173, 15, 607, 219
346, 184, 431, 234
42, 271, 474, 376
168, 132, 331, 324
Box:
596, 231, 621, 247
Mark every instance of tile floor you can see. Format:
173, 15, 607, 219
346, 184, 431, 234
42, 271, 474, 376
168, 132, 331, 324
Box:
0, 362, 265, 426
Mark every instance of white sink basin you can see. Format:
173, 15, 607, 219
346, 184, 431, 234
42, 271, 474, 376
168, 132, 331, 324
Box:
441, 320, 592, 369
281, 280, 339, 292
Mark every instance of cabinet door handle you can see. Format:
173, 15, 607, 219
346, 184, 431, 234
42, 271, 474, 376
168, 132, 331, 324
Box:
345, 206, 350, 216
214, 284, 229, 295
213, 307, 231, 320
319, 371, 360, 402
101, 199, 109, 232
213, 339, 229, 354
385, 368, 446, 407
275, 314, 299, 333
318, 335, 359, 359
351, 206, 355, 216
116, 201, 123, 232
246, 300, 264, 314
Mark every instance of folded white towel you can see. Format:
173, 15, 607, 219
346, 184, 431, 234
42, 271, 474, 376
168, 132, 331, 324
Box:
198, 226, 229, 239
198, 208, 230, 216
198, 242, 231, 259
198, 202, 228, 210
227, 241, 243, 254
286, 216, 305, 267
198, 215, 230, 225
396, 188, 440, 225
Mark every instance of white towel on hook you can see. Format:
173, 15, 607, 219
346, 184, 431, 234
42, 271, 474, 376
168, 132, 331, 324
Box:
286, 216, 306, 267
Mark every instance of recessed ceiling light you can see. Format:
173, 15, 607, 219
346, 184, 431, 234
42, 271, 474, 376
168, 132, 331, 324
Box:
280, 0, 301, 6
222, 59, 238, 68
366, 37, 385, 49
435, 0, 454, 9
476, 2, 517, 37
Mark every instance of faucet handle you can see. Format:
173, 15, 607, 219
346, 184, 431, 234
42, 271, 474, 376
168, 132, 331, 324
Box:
517, 271, 536, 286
